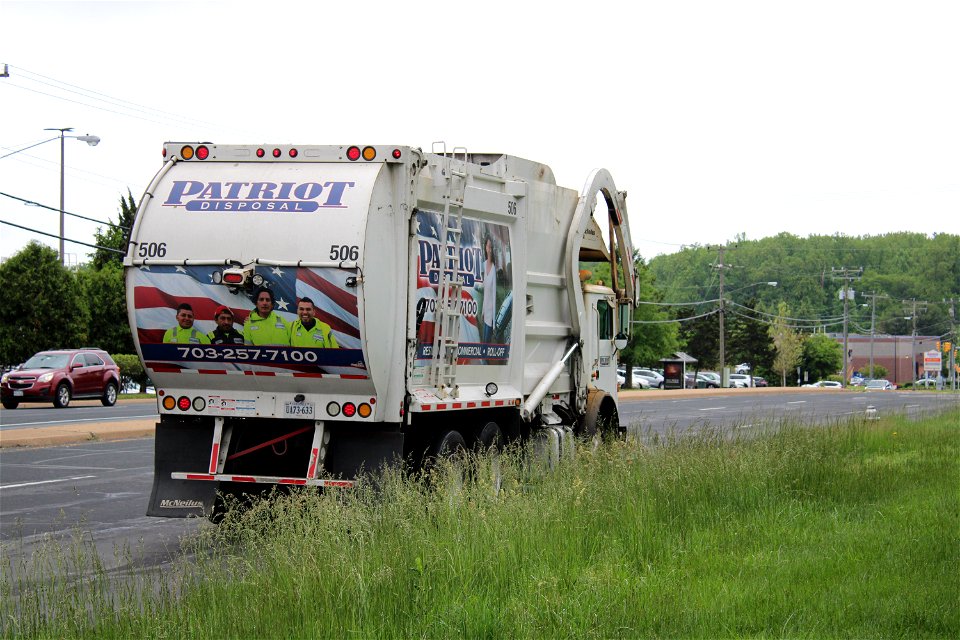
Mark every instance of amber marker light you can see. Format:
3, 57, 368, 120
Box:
162, 396, 176, 410
362, 146, 376, 161
358, 403, 372, 418
180, 146, 195, 160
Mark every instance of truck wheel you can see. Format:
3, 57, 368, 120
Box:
476, 422, 504, 496
426, 430, 467, 490
2, 399, 18, 410
476, 421, 503, 452
579, 391, 622, 442
101, 381, 118, 407
53, 383, 71, 408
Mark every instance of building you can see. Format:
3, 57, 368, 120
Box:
828, 333, 941, 384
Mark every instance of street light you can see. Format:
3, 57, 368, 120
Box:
43, 127, 101, 265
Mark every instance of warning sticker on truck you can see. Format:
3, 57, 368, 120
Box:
413, 210, 512, 366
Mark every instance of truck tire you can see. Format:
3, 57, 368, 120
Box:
476, 421, 503, 452
101, 381, 118, 407
476, 421, 504, 496
53, 383, 71, 408
425, 430, 467, 490
579, 391, 622, 442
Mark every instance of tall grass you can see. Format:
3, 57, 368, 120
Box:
3, 410, 958, 638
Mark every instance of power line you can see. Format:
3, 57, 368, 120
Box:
0, 219, 124, 254
0, 192, 129, 230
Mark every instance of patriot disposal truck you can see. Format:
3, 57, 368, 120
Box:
126, 143, 637, 518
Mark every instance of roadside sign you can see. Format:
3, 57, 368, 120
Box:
923, 350, 942, 372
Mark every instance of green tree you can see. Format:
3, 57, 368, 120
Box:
0, 242, 89, 365
768, 302, 803, 387
113, 353, 148, 392
801, 333, 843, 381
76, 263, 134, 354
90, 190, 136, 269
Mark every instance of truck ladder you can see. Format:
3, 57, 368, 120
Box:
430, 145, 468, 397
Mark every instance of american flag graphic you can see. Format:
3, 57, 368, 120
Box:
132, 264, 365, 375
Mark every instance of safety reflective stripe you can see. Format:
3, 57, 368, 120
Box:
415, 398, 518, 412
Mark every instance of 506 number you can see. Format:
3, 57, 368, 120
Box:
330, 244, 359, 261
137, 242, 167, 258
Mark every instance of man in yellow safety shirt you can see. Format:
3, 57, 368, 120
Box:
163, 303, 211, 344
244, 287, 289, 345
289, 297, 339, 348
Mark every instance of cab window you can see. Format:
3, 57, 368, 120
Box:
597, 300, 613, 340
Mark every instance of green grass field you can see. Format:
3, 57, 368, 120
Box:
3, 410, 958, 638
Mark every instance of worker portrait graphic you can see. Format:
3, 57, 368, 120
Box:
130, 264, 365, 377
413, 209, 513, 368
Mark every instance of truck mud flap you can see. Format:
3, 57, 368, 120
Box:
147, 419, 216, 518
328, 429, 404, 480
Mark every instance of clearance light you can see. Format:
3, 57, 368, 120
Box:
289, 148, 298, 158
223, 272, 244, 285
346, 146, 361, 161
177, 396, 191, 411
272, 148, 281, 158
180, 145, 195, 160
326, 401, 341, 417
163, 396, 176, 410
256, 148, 265, 158
193, 397, 206, 411
362, 146, 376, 161
392, 149, 402, 159
342, 402, 356, 417
251, 273, 264, 286
212, 271, 223, 284
358, 403, 372, 418
196, 145, 210, 160
162, 148, 167, 158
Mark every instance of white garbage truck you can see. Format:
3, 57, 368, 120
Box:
126, 143, 637, 517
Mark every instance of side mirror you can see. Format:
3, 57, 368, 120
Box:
613, 333, 628, 351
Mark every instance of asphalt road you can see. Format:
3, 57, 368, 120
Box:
0, 389, 956, 580
0, 397, 159, 431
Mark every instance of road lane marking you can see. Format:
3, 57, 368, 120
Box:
787, 401, 807, 404
0, 414, 159, 429
0, 475, 96, 490
699, 407, 726, 411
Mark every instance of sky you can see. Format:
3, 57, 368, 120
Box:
1, 0, 958, 265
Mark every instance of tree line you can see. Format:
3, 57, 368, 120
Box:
2, 191, 956, 389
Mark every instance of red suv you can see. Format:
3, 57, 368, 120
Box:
1, 349, 121, 409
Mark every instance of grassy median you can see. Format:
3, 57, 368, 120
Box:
3, 409, 958, 638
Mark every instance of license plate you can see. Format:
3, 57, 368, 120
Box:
13, 390, 23, 397
284, 401, 314, 417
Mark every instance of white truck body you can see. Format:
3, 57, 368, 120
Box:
126, 143, 636, 518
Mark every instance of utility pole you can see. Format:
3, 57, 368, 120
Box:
831, 267, 862, 387
947, 298, 957, 390
903, 298, 928, 385
710, 244, 735, 386
862, 291, 888, 378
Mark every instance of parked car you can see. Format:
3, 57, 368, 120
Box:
850, 375, 865, 386
1, 348, 121, 409
633, 368, 664, 389
735, 363, 751, 374
699, 371, 721, 386
616, 369, 650, 389
803, 380, 842, 389
728, 373, 753, 388
752, 376, 768, 387
864, 379, 895, 391
696, 373, 719, 388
